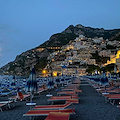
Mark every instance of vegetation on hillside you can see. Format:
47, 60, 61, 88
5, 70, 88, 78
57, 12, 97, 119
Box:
40, 33, 77, 47
86, 65, 100, 74
35, 57, 48, 73
91, 51, 110, 65
86, 63, 116, 75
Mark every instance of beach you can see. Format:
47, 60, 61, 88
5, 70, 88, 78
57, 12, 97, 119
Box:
0, 79, 120, 120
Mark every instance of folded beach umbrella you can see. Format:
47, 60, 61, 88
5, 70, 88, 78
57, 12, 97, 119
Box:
51, 80, 54, 89
100, 68, 108, 86
55, 77, 60, 88
46, 77, 53, 96
26, 67, 38, 102
47, 80, 51, 89
11, 76, 16, 88
11, 76, 16, 95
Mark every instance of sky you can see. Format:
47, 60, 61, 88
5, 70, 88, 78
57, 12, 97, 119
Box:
0, 0, 120, 68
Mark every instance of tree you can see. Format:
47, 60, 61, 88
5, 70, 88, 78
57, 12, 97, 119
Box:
86, 65, 100, 74
104, 63, 115, 73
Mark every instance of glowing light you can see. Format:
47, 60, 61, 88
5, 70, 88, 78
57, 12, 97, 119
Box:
42, 70, 47, 74
116, 50, 120, 58
53, 71, 57, 77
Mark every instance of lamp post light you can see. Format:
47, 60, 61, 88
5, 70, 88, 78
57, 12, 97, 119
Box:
42, 70, 47, 77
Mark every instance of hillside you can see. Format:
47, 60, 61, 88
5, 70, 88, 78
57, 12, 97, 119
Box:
0, 24, 120, 76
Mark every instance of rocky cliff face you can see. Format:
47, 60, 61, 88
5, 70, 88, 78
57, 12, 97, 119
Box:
40, 24, 120, 48
0, 24, 120, 76
0, 48, 50, 76
62, 24, 120, 40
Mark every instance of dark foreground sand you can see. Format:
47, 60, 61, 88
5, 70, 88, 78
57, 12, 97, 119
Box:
0, 80, 120, 120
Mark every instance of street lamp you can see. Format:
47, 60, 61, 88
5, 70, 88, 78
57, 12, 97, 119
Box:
42, 70, 47, 77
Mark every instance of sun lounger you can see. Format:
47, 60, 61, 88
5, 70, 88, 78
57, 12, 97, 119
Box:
36, 88, 45, 95
48, 95, 78, 102
57, 91, 76, 95
66, 99, 79, 110
0, 103, 7, 111
58, 89, 82, 95
0, 101, 14, 110
72, 79, 81, 84
101, 88, 120, 95
23, 108, 75, 117
96, 86, 115, 92
74, 89, 82, 93
32, 86, 48, 96
33, 102, 72, 110
62, 88, 75, 91
48, 96, 78, 105
9, 92, 30, 101
65, 84, 80, 89
66, 99, 79, 104
45, 112, 69, 120
103, 94, 120, 98
114, 82, 120, 87
103, 94, 120, 105
62, 88, 82, 92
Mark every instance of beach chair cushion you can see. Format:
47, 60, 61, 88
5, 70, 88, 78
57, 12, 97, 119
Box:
9, 93, 30, 101
43, 84, 45, 89
48, 95, 78, 102
45, 112, 69, 120
17, 92, 24, 100
57, 91, 76, 95
23, 108, 75, 116
104, 94, 120, 99
34, 102, 72, 110
101, 88, 120, 94
66, 99, 79, 104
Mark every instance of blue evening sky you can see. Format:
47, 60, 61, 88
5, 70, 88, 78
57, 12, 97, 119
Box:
0, 0, 120, 68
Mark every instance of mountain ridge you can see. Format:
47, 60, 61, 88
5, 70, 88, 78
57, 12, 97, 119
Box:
0, 24, 120, 76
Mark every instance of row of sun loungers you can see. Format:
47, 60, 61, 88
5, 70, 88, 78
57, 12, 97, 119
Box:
33, 102, 72, 110
23, 77, 81, 120
88, 78, 120, 105
0, 100, 15, 111
0, 86, 48, 111
0, 76, 81, 120
23, 108, 75, 117
0, 81, 63, 112
96, 86, 120, 105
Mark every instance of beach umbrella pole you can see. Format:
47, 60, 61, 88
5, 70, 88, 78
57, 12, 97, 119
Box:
105, 86, 107, 93
72, 103, 74, 113
30, 92, 32, 103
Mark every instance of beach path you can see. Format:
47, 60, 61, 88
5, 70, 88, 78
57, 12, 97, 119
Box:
70, 79, 120, 120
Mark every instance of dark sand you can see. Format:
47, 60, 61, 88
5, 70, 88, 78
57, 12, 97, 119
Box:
0, 79, 120, 120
